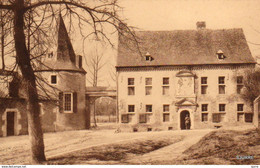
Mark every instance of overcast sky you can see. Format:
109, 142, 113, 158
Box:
2, 0, 260, 87
92, 0, 260, 86
118, 0, 260, 55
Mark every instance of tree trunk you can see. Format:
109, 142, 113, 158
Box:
13, 0, 46, 164
1, 6, 5, 70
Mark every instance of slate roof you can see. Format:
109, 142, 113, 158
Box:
39, 15, 85, 73
117, 28, 256, 67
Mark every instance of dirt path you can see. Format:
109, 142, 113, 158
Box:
125, 129, 212, 164
0, 128, 212, 165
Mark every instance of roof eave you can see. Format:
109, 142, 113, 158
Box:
116, 62, 256, 69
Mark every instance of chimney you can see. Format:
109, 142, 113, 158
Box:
77, 55, 83, 68
196, 21, 206, 29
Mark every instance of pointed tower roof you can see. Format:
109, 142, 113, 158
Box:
37, 15, 86, 74
57, 14, 76, 63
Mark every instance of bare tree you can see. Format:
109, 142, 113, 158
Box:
85, 44, 106, 127
86, 45, 106, 87
0, 0, 138, 164
109, 62, 116, 85
0, 2, 14, 71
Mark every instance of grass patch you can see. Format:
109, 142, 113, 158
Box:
47, 137, 181, 165
174, 128, 260, 165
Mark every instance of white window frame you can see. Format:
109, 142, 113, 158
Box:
162, 77, 170, 95
63, 92, 73, 113
128, 105, 135, 113
163, 104, 170, 122
236, 76, 243, 94
146, 104, 153, 113
201, 103, 209, 122
237, 103, 245, 122
201, 77, 208, 94
218, 76, 225, 94
145, 77, 152, 95
127, 78, 135, 96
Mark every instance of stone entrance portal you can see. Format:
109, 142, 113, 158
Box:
180, 110, 190, 130
85, 87, 117, 128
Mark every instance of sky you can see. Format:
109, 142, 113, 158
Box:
90, 0, 260, 86
2, 0, 260, 87
118, 0, 260, 54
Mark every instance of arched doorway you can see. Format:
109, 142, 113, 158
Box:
180, 110, 190, 130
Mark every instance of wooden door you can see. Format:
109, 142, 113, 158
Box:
7, 112, 15, 136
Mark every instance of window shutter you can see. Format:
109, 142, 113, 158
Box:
139, 114, 147, 123
59, 92, 63, 113
121, 114, 129, 123
73, 92, 77, 113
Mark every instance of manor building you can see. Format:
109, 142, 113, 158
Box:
116, 22, 259, 132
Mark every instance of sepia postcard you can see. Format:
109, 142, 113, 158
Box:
0, 0, 259, 167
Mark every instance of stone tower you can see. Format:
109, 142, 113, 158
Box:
36, 15, 90, 132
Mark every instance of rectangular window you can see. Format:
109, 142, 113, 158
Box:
219, 85, 225, 94
128, 78, 135, 95
237, 113, 244, 122
163, 77, 169, 85
212, 113, 220, 123
218, 77, 225, 84
51, 75, 57, 84
145, 78, 152, 85
145, 78, 152, 95
163, 105, 170, 112
245, 113, 253, 123
163, 113, 170, 122
162, 77, 170, 95
128, 87, 135, 95
237, 76, 243, 94
201, 77, 208, 94
237, 104, 244, 112
128, 105, 135, 112
139, 114, 147, 123
202, 113, 208, 122
145, 86, 152, 95
218, 77, 225, 94
162, 86, 169, 95
163, 104, 170, 122
201, 77, 207, 84
237, 76, 243, 84
201, 86, 207, 94
121, 114, 129, 123
212, 113, 225, 123
201, 104, 208, 122
146, 105, 152, 112
128, 78, 134, 85
219, 104, 226, 112
201, 104, 208, 112
64, 93, 72, 112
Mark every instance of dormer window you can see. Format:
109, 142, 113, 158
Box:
216, 50, 226, 60
145, 52, 153, 61
48, 51, 54, 58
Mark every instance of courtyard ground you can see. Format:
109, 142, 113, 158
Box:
0, 124, 211, 165
0, 124, 258, 165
